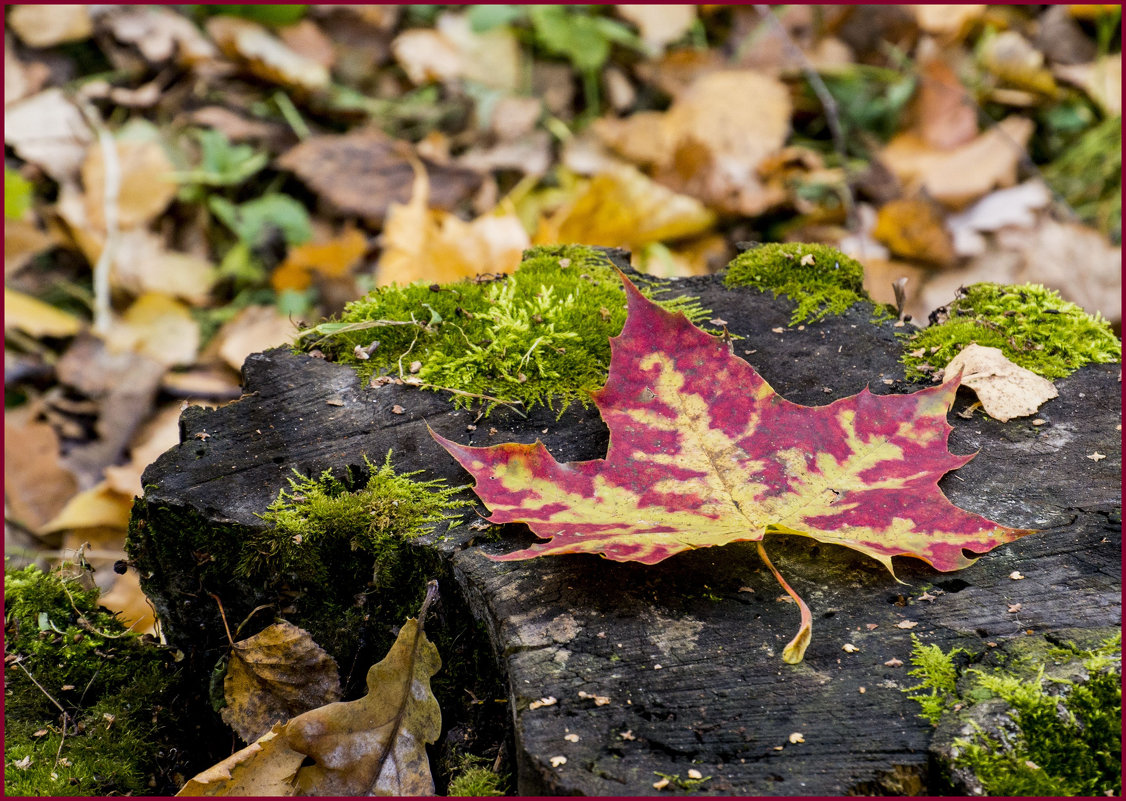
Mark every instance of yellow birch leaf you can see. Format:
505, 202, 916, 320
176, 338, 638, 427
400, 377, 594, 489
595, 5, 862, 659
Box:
223, 622, 343, 744
4, 289, 83, 338
39, 482, 132, 535
105, 292, 200, 367
82, 138, 178, 230
377, 166, 528, 286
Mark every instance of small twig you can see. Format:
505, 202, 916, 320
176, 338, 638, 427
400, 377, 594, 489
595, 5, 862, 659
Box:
75, 99, 119, 335
59, 581, 138, 639
754, 5, 858, 231
13, 659, 66, 714
53, 713, 70, 769
208, 592, 234, 648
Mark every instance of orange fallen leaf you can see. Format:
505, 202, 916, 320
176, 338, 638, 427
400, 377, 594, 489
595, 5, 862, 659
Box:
872, 192, 957, 267
272, 225, 367, 292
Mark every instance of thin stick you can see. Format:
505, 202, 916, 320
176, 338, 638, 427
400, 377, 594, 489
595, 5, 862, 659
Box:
76, 99, 119, 335
756, 540, 813, 664
753, 5, 858, 231
13, 660, 66, 714
208, 592, 234, 647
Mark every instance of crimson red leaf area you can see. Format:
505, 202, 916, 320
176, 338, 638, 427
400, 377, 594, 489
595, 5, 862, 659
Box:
431, 273, 1033, 577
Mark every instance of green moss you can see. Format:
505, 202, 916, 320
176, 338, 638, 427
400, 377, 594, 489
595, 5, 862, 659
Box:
904, 633, 1121, 797
243, 452, 471, 585
904, 634, 970, 725
4, 564, 185, 796
295, 245, 708, 415
446, 753, 508, 797
902, 282, 1121, 381
1041, 116, 1122, 242
724, 242, 883, 325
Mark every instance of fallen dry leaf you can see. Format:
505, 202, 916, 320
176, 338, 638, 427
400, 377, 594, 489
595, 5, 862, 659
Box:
3, 415, 79, 531
223, 621, 343, 743
534, 163, 716, 252
8, 4, 92, 48
206, 16, 330, 94
98, 569, 156, 636
99, 5, 217, 66
1009, 571, 1025, 580
896, 620, 919, 629
105, 293, 200, 367
376, 165, 528, 286
1007, 603, 1022, 613
914, 55, 978, 150
111, 228, 218, 305
529, 696, 558, 710
180, 584, 442, 796
4, 89, 94, 183
593, 70, 791, 215
212, 305, 296, 372
39, 482, 133, 535
884, 657, 904, 667
278, 131, 481, 225
393, 11, 520, 91
945, 344, 1059, 422
1087, 452, 1106, 462
81, 134, 178, 231
980, 31, 1058, 96
550, 756, 567, 768
880, 116, 1034, 208
177, 724, 305, 797
6, 217, 60, 276
872, 192, 957, 267
842, 643, 860, 653
271, 225, 367, 292
4, 289, 83, 338
913, 5, 986, 40
616, 5, 697, 54
1055, 53, 1121, 116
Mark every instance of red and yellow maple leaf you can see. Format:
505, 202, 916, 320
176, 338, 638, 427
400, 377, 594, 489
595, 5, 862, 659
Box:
431, 272, 1034, 662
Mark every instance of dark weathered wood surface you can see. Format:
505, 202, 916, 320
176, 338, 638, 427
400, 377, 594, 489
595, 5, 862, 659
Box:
133, 271, 1121, 795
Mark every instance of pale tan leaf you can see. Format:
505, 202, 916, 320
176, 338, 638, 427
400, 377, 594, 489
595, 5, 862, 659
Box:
98, 569, 156, 636
176, 724, 303, 797
105, 293, 200, 367
223, 621, 343, 743
4, 89, 94, 183
392, 12, 520, 91
111, 228, 218, 305
4, 289, 83, 338
39, 482, 133, 535
979, 31, 1058, 96
1055, 53, 1122, 116
879, 116, 1034, 208
5, 218, 58, 276
3, 416, 78, 532
8, 4, 92, 48
288, 608, 442, 796
913, 5, 986, 39
82, 137, 178, 230
206, 16, 330, 93
616, 5, 697, 54
593, 70, 791, 215
100, 5, 217, 66
213, 305, 296, 372
945, 344, 1058, 422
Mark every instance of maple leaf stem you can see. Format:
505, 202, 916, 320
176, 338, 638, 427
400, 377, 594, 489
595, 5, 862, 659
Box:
756, 541, 812, 664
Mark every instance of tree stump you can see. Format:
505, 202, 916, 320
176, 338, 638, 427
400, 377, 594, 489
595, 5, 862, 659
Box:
130, 264, 1120, 795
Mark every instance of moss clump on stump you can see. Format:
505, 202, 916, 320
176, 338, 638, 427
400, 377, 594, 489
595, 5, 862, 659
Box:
294, 244, 707, 414
904, 631, 1121, 797
725, 242, 881, 325
903, 282, 1120, 382
4, 564, 186, 796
